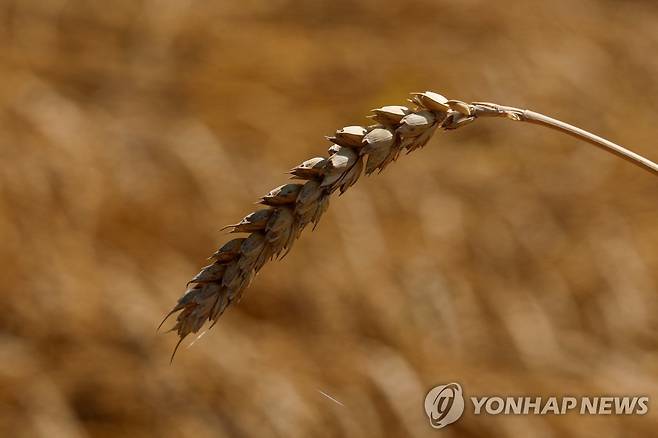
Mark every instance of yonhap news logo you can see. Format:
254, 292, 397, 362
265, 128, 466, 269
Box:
424, 383, 649, 429
423, 383, 465, 429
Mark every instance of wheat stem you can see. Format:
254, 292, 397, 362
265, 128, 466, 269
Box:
471, 102, 658, 176
163, 92, 658, 359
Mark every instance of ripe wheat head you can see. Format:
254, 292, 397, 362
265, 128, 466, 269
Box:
161, 91, 658, 359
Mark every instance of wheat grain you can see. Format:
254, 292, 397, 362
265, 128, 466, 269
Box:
162, 91, 658, 359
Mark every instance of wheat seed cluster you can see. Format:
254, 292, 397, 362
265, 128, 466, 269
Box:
161, 91, 475, 352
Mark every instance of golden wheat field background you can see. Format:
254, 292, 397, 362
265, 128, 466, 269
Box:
2, 1, 658, 437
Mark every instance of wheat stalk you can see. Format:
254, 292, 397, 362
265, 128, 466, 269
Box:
161, 91, 658, 360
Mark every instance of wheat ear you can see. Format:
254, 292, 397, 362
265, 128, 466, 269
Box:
162, 91, 658, 359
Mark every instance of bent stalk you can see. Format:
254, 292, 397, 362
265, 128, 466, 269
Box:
163, 91, 658, 359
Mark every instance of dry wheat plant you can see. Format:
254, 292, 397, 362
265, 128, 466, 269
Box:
162, 91, 658, 359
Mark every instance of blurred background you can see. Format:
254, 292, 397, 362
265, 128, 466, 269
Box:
2, 0, 658, 437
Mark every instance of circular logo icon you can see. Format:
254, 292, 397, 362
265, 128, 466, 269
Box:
424, 383, 465, 429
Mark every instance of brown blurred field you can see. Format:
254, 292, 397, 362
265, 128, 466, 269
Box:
2, 1, 658, 437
